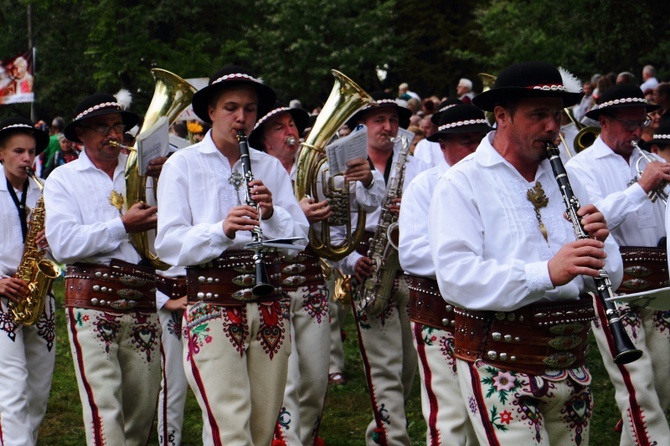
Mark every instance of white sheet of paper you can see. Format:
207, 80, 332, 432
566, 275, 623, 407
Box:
326, 125, 368, 175
137, 116, 169, 175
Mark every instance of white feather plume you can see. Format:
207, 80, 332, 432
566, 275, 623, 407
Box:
114, 89, 133, 110
558, 67, 582, 93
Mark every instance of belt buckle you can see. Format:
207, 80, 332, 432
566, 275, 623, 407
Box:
543, 352, 576, 369
109, 299, 137, 310
232, 288, 257, 302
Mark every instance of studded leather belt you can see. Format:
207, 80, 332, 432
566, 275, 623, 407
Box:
64, 260, 157, 312
186, 250, 283, 306
279, 251, 325, 291
453, 296, 595, 375
156, 275, 187, 300
406, 275, 455, 331
618, 246, 669, 294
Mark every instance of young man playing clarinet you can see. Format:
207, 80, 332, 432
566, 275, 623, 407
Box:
155, 66, 308, 445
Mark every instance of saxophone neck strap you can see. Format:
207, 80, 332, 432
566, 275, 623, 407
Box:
6, 176, 29, 242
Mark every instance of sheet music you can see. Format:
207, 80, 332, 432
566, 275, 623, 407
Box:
136, 116, 169, 175
326, 125, 368, 175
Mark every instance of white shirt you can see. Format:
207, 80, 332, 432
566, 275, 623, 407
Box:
429, 132, 623, 312
566, 136, 666, 247
398, 162, 448, 278
44, 150, 138, 266
413, 139, 445, 169
340, 142, 429, 274
155, 131, 309, 267
0, 166, 41, 276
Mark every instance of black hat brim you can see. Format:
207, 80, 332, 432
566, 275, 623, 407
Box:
427, 123, 492, 142
0, 119, 50, 156
248, 107, 309, 150
472, 88, 583, 112
64, 109, 139, 143
346, 103, 412, 130
585, 102, 660, 120
191, 81, 277, 124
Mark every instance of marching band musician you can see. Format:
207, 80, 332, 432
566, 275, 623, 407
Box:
248, 102, 383, 445
340, 91, 428, 446
155, 265, 188, 446
566, 84, 670, 446
429, 62, 623, 445
154, 67, 308, 445
398, 104, 490, 445
43, 94, 163, 446
0, 118, 54, 446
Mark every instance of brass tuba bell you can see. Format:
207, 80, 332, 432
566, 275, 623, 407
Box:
294, 70, 373, 261
125, 68, 197, 270
573, 126, 600, 153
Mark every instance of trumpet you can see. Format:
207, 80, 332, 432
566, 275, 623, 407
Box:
632, 140, 669, 204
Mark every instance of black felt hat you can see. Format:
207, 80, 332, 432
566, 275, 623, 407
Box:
248, 102, 309, 150
347, 91, 412, 130
644, 120, 670, 148
0, 117, 50, 155
472, 62, 583, 112
64, 93, 140, 143
427, 104, 492, 142
585, 84, 660, 120
191, 66, 277, 124
430, 98, 464, 125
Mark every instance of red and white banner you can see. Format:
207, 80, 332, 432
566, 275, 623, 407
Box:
0, 50, 34, 104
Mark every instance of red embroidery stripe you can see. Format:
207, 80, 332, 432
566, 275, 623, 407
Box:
413, 323, 440, 446
593, 298, 651, 446
160, 342, 169, 446
467, 362, 500, 446
351, 303, 388, 445
189, 351, 223, 446
67, 308, 104, 445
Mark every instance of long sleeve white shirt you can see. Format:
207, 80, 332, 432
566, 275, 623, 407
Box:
429, 132, 623, 312
0, 166, 41, 277
398, 162, 448, 278
340, 143, 429, 275
413, 139, 446, 169
155, 132, 308, 267
565, 136, 666, 247
44, 150, 139, 266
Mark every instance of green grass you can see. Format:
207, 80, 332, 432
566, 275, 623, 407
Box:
37, 279, 641, 444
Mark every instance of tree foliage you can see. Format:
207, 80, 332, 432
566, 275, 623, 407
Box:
0, 0, 669, 123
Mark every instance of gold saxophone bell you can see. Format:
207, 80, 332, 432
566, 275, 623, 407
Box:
125, 68, 197, 270
294, 70, 373, 261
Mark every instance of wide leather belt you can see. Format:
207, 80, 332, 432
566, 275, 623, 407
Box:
64, 260, 157, 312
279, 250, 325, 291
453, 296, 595, 375
618, 246, 669, 294
156, 275, 187, 300
406, 275, 455, 330
186, 250, 283, 306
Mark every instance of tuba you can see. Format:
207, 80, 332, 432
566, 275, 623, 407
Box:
124, 68, 197, 270
478, 73, 497, 126
9, 168, 61, 325
573, 126, 600, 153
294, 70, 373, 261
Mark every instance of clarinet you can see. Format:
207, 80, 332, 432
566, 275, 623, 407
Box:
546, 142, 642, 364
237, 130, 275, 296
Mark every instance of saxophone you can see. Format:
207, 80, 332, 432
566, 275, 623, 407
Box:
8, 168, 61, 325
357, 136, 410, 316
